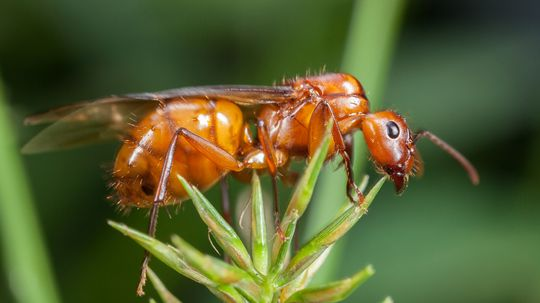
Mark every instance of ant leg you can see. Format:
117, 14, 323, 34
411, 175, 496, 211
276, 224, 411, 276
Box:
177, 128, 244, 171
308, 101, 364, 204
343, 134, 357, 199
137, 127, 245, 295
344, 134, 354, 170
136, 127, 183, 296
256, 120, 284, 241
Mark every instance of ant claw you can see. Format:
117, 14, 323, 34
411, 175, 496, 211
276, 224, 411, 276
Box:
346, 183, 365, 205
355, 187, 365, 205
275, 225, 287, 242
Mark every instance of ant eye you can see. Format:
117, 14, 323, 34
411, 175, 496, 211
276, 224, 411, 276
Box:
386, 121, 400, 139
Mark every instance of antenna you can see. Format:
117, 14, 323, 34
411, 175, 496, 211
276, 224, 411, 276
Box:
414, 130, 479, 185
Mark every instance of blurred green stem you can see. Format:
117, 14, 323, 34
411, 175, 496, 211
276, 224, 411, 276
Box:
305, 0, 406, 283
0, 77, 61, 303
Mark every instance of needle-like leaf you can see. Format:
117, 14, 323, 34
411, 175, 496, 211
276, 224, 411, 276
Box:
109, 124, 388, 302
271, 122, 332, 266
250, 173, 269, 275
284, 265, 375, 303
178, 175, 258, 278
147, 268, 182, 303
171, 235, 260, 302
278, 177, 385, 286
170, 235, 252, 284
209, 285, 249, 303
108, 221, 214, 286
268, 210, 299, 280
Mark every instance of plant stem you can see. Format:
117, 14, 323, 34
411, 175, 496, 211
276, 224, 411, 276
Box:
305, 0, 407, 283
0, 77, 61, 303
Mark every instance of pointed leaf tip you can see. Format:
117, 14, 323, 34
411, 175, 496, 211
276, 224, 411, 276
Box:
147, 268, 182, 303
250, 173, 269, 275
279, 178, 385, 286
108, 220, 214, 286
284, 264, 375, 303
177, 175, 257, 278
170, 235, 249, 285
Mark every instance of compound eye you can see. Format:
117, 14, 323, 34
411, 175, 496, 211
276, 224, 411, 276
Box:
386, 121, 400, 139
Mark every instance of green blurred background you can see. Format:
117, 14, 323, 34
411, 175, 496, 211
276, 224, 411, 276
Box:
1, 0, 540, 302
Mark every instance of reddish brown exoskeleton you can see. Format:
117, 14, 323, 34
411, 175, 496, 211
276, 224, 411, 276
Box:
23, 73, 479, 295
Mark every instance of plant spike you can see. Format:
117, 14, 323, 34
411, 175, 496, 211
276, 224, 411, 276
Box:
250, 173, 269, 275
108, 221, 215, 287
147, 268, 182, 303
110, 129, 388, 303
271, 121, 333, 264
278, 177, 386, 287
178, 175, 259, 279
284, 265, 375, 303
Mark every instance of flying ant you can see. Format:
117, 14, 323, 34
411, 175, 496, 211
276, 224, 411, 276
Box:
23, 72, 479, 295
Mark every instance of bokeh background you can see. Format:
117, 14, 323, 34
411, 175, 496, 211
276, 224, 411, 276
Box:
1, 0, 540, 302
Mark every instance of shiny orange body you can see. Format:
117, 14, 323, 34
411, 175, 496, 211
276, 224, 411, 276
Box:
113, 99, 244, 207
112, 73, 372, 207
24, 72, 478, 206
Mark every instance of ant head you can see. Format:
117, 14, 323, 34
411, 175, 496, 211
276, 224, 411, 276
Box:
360, 111, 417, 194
360, 111, 479, 194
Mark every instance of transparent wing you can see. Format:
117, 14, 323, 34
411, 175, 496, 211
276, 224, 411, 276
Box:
22, 85, 295, 154
124, 85, 295, 106
22, 97, 159, 154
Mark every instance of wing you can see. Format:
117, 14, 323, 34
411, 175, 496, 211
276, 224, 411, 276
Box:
22, 97, 159, 154
124, 85, 295, 106
22, 85, 295, 154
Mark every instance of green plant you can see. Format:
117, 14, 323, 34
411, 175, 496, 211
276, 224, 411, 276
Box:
110, 129, 387, 302
0, 77, 61, 303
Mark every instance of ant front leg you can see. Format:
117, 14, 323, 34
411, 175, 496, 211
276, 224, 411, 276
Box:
256, 120, 285, 241
308, 101, 365, 204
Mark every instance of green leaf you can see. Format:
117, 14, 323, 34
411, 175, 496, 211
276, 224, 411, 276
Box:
284, 121, 333, 218
171, 235, 260, 302
284, 265, 375, 303
208, 285, 249, 303
147, 268, 182, 303
268, 209, 299, 280
250, 173, 269, 275
271, 122, 332, 264
278, 177, 385, 286
279, 247, 332, 299
178, 175, 258, 278
170, 235, 252, 285
0, 77, 60, 303
108, 221, 214, 286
